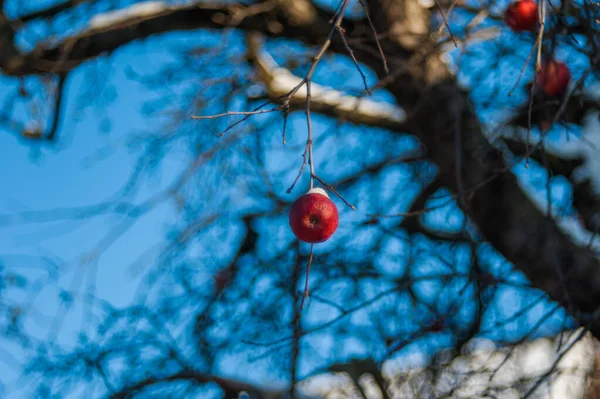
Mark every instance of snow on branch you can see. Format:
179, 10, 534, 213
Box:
504, 114, 600, 194
298, 329, 596, 399
107, 328, 600, 398
499, 112, 600, 250
88, 1, 169, 30
248, 37, 408, 131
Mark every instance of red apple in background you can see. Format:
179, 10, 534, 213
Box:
536, 59, 571, 97
289, 188, 338, 243
504, 0, 538, 32
539, 119, 552, 132
213, 267, 233, 292
429, 319, 445, 332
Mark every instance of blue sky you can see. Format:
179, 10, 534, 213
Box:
0, 26, 178, 397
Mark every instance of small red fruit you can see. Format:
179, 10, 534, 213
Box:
289, 188, 338, 243
213, 267, 233, 292
536, 59, 571, 97
539, 119, 552, 132
504, 0, 538, 32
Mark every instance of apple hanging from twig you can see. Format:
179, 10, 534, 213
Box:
504, 0, 538, 32
536, 59, 571, 97
289, 187, 339, 243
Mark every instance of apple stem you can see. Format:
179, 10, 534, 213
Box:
300, 244, 315, 310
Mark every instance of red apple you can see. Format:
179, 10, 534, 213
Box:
289, 188, 338, 243
504, 0, 538, 32
536, 59, 571, 97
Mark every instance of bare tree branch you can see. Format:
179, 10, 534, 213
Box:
110, 369, 281, 399
246, 33, 408, 132
3, 1, 340, 76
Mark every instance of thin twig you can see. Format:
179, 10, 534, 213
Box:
208, 98, 281, 137
367, 198, 455, 218
336, 25, 372, 94
435, 0, 458, 47
300, 245, 314, 309
525, 0, 548, 168
282, 105, 289, 145
47, 72, 67, 141
306, 80, 315, 190
550, 70, 590, 124
357, 0, 389, 74
286, 141, 311, 193
312, 174, 356, 210
328, 0, 346, 24
524, 0, 546, 164
289, 0, 352, 192
508, 35, 541, 97
191, 108, 281, 120
536, 0, 546, 70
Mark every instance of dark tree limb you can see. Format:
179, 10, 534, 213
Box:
3, 2, 342, 76
110, 369, 279, 399
503, 137, 600, 234
360, 1, 600, 333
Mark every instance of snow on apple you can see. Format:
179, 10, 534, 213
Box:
289, 188, 339, 244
